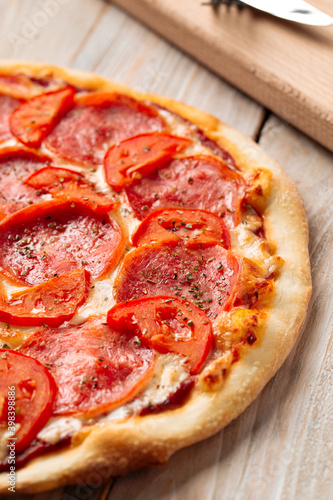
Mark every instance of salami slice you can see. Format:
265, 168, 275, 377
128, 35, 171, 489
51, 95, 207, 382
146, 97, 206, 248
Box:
114, 243, 240, 319
132, 208, 230, 249
0, 199, 124, 286
45, 93, 165, 166
0, 349, 56, 453
125, 155, 246, 227
19, 316, 155, 416
25, 166, 115, 214
0, 148, 52, 218
0, 269, 90, 327
108, 296, 213, 374
0, 94, 20, 143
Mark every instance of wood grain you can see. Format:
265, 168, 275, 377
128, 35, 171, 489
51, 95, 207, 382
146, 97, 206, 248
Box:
112, 0, 333, 153
0, 1, 332, 499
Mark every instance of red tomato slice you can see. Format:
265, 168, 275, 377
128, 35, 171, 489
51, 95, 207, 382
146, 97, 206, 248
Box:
104, 133, 192, 192
19, 316, 155, 417
0, 95, 20, 143
0, 199, 124, 286
24, 166, 116, 214
114, 243, 240, 320
45, 93, 165, 166
0, 269, 90, 327
0, 349, 57, 452
108, 296, 213, 374
10, 86, 76, 148
125, 154, 246, 228
0, 147, 53, 218
132, 208, 230, 249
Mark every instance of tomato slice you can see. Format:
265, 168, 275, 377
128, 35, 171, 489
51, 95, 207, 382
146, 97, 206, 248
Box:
0, 147, 53, 218
10, 86, 76, 148
104, 133, 192, 192
0, 199, 124, 286
19, 316, 155, 417
125, 154, 246, 227
45, 92, 165, 166
0, 269, 90, 327
108, 296, 213, 374
24, 166, 116, 214
132, 208, 230, 249
0, 349, 56, 453
114, 242, 240, 320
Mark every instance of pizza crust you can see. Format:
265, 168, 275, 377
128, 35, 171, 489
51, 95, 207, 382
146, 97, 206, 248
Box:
0, 61, 311, 494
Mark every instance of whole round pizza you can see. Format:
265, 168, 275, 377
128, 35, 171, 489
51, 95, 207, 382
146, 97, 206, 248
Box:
0, 61, 311, 494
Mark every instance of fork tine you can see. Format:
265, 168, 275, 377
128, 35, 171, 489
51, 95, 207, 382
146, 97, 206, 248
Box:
202, 0, 244, 7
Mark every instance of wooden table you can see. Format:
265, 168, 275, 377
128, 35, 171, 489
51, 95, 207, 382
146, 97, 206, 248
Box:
1, 1, 333, 498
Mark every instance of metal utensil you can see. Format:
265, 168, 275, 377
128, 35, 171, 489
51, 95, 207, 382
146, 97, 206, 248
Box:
203, 0, 333, 26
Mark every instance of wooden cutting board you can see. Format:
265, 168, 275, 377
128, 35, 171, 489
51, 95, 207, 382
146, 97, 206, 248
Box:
111, 0, 333, 152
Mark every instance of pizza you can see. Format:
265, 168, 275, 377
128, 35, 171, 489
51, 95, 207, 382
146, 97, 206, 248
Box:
0, 61, 311, 494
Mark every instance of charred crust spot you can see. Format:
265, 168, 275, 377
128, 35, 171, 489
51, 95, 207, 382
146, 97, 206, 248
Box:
247, 330, 257, 345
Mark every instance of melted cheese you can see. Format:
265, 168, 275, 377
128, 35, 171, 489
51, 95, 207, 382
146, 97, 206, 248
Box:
37, 417, 82, 446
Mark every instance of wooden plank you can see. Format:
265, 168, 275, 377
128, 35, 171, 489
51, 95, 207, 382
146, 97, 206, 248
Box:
11, 488, 64, 500
111, 0, 333, 153
256, 118, 333, 499
1, 0, 107, 65
9, 480, 113, 500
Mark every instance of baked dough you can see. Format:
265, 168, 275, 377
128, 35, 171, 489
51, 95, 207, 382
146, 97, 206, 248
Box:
0, 61, 311, 494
